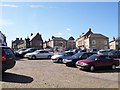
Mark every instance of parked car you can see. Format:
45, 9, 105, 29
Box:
76, 54, 119, 72
14, 48, 27, 57
88, 48, 98, 53
97, 49, 113, 55
44, 48, 54, 53
1, 46, 16, 72
25, 50, 54, 59
19, 48, 37, 58
63, 52, 96, 67
51, 51, 75, 63
108, 50, 120, 58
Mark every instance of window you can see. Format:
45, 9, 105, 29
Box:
40, 51, 49, 53
4, 48, 14, 56
105, 56, 112, 60
104, 40, 108, 45
40, 51, 44, 53
69, 52, 74, 56
98, 56, 111, 61
81, 54, 88, 59
92, 40, 96, 45
59, 42, 63, 46
44, 51, 49, 53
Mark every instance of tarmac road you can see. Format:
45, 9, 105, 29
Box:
1, 58, 120, 89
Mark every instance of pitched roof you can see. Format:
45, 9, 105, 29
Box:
109, 37, 120, 43
89, 33, 108, 39
81, 28, 93, 37
51, 36, 67, 41
68, 36, 75, 40
29, 33, 42, 41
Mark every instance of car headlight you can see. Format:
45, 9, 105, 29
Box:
66, 59, 72, 62
76, 61, 79, 65
29, 55, 32, 57
82, 63, 88, 66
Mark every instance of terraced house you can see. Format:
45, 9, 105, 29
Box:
109, 37, 120, 50
43, 36, 76, 50
12, 33, 43, 50
76, 28, 109, 50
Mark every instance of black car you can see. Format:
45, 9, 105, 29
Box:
63, 52, 96, 67
1, 46, 16, 72
14, 48, 27, 57
108, 50, 120, 58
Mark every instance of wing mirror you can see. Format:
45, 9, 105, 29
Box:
95, 58, 100, 61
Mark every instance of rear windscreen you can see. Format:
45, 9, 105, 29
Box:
3, 48, 14, 56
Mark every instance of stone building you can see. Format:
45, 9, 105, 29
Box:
109, 37, 120, 50
43, 36, 76, 50
67, 36, 76, 49
12, 38, 24, 50
12, 33, 43, 50
29, 33, 43, 49
43, 36, 67, 50
76, 28, 109, 50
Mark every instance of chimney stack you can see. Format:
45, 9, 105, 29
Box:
31, 33, 33, 36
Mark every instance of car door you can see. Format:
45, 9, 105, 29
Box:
43, 51, 49, 58
95, 56, 111, 68
104, 56, 114, 66
94, 56, 107, 68
37, 51, 44, 58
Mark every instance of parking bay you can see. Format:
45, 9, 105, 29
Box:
1, 58, 120, 88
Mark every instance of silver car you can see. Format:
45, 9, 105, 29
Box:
25, 50, 54, 59
51, 51, 75, 63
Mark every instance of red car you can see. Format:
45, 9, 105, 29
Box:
76, 54, 119, 72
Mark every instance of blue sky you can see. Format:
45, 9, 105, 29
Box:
0, 2, 118, 47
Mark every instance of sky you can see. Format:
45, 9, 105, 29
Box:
0, 1, 118, 47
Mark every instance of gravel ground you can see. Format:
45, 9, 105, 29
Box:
1, 58, 120, 88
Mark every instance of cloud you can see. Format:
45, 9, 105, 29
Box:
29, 5, 57, 9
0, 4, 18, 8
58, 33, 62, 35
66, 28, 71, 31
0, 19, 14, 26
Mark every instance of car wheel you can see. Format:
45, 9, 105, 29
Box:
48, 55, 51, 59
58, 58, 62, 63
32, 55, 36, 60
53, 60, 56, 63
66, 63, 70, 67
90, 65, 95, 72
111, 64, 116, 70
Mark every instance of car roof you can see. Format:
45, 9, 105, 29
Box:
0, 46, 10, 48
78, 52, 95, 54
64, 51, 74, 53
36, 49, 49, 51
94, 54, 109, 57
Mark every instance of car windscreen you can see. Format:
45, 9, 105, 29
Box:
72, 52, 83, 58
17, 48, 26, 52
87, 54, 99, 60
34, 50, 40, 54
58, 52, 66, 55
